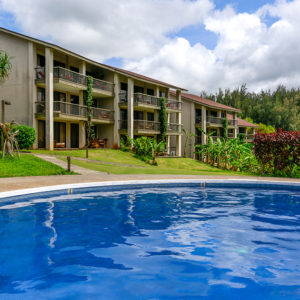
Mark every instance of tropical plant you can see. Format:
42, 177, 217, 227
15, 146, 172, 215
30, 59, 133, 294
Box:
84, 76, 94, 158
0, 50, 12, 82
0, 122, 20, 158
182, 128, 196, 158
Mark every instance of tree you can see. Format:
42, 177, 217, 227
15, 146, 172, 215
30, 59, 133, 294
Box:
182, 128, 196, 158
84, 76, 94, 158
0, 50, 12, 82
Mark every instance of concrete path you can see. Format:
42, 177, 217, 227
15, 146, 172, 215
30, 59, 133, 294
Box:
33, 154, 103, 175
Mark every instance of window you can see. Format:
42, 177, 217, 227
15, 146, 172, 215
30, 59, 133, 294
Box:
134, 111, 144, 120
147, 112, 154, 121
147, 88, 154, 96
37, 88, 45, 102
159, 91, 166, 98
54, 91, 66, 102
70, 66, 79, 73
120, 109, 127, 120
239, 127, 246, 134
54, 60, 66, 68
134, 86, 144, 94
37, 55, 45, 67
120, 82, 128, 91
221, 112, 226, 118
210, 111, 218, 117
70, 95, 79, 104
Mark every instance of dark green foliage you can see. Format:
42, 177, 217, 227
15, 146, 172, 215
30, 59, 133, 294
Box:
0, 50, 12, 82
85, 76, 94, 148
12, 125, 36, 149
203, 84, 300, 131
159, 97, 167, 141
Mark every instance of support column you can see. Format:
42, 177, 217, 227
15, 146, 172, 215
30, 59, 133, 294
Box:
127, 78, 134, 140
79, 121, 86, 148
113, 73, 120, 147
79, 61, 86, 75
176, 90, 182, 157
66, 122, 71, 148
201, 106, 207, 145
45, 47, 54, 150
233, 112, 238, 138
155, 86, 160, 98
167, 135, 170, 155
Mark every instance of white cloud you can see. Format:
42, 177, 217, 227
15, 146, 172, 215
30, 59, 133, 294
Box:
125, 0, 300, 92
0, 0, 213, 61
1, 0, 300, 93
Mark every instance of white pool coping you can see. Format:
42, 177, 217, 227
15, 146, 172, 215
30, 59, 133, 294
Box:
0, 179, 299, 200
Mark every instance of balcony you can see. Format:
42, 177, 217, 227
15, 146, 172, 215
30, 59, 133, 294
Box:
166, 99, 181, 111
134, 120, 160, 132
167, 123, 182, 134
228, 119, 238, 126
206, 116, 224, 126
119, 120, 128, 130
35, 101, 114, 122
134, 93, 160, 108
35, 67, 114, 95
195, 116, 202, 126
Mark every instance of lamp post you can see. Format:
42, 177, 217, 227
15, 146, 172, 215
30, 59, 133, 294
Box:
1, 100, 11, 123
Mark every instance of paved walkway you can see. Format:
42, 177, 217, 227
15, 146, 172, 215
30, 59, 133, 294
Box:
0, 154, 298, 193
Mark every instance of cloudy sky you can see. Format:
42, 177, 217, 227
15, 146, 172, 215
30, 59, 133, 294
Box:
0, 0, 299, 93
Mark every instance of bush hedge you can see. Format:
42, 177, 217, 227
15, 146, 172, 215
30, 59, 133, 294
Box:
12, 125, 36, 149
253, 129, 300, 177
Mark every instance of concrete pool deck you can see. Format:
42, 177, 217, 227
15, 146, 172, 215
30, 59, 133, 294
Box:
1, 173, 299, 193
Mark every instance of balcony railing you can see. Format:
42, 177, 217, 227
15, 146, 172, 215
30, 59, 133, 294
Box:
166, 99, 181, 110
228, 119, 238, 126
207, 116, 224, 125
36, 101, 113, 121
134, 93, 160, 107
35, 67, 114, 93
167, 123, 181, 133
134, 120, 160, 131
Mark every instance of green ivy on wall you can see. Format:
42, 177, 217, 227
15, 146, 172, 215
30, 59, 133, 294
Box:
159, 97, 167, 142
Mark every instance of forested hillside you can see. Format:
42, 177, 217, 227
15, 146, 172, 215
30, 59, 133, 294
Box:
200, 85, 300, 131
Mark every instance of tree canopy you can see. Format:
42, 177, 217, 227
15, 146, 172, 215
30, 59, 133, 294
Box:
200, 84, 300, 131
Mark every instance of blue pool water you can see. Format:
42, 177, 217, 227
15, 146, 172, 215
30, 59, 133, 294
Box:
0, 186, 299, 299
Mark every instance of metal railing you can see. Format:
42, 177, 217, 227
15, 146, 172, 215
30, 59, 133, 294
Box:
207, 116, 224, 125
134, 120, 160, 131
167, 123, 181, 133
166, 99, 181, 110
134, 93, 160, 107
168, 147, 177, 156
35, 66, 114, 93
246, 134, 254, 141
228, 119, 238, 126
36, 101, 113, 121
54, 101, 87, 117
119, 91, 127, 103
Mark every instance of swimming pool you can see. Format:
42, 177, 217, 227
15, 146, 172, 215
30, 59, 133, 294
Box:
0, 181, 299, 299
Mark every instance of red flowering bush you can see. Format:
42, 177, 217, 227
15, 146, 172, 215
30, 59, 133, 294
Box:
253, 129, 300, 177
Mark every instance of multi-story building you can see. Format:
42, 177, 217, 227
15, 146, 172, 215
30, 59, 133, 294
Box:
0, 27, 257, 158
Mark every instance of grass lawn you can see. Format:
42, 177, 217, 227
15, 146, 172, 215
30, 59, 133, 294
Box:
42, 149, 255, 176
29, 149, 148, 166
0, 154, 74, 177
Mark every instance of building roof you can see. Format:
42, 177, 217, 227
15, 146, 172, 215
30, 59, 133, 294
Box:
172, 91, 241, 113
0, 26, 186, 91
227, 114, 259, 128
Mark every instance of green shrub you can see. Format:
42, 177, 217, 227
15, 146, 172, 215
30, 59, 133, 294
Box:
12, 125, 36, 149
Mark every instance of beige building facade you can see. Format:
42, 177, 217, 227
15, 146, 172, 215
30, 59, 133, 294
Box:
0, 27, 257, 158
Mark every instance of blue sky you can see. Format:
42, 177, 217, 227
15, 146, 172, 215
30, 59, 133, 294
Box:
1, 0, 300, 92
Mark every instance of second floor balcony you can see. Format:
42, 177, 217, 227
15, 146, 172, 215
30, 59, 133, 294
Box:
36, 101, 114, 123
35, 67, 114, 95
167, 123, 182, 134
